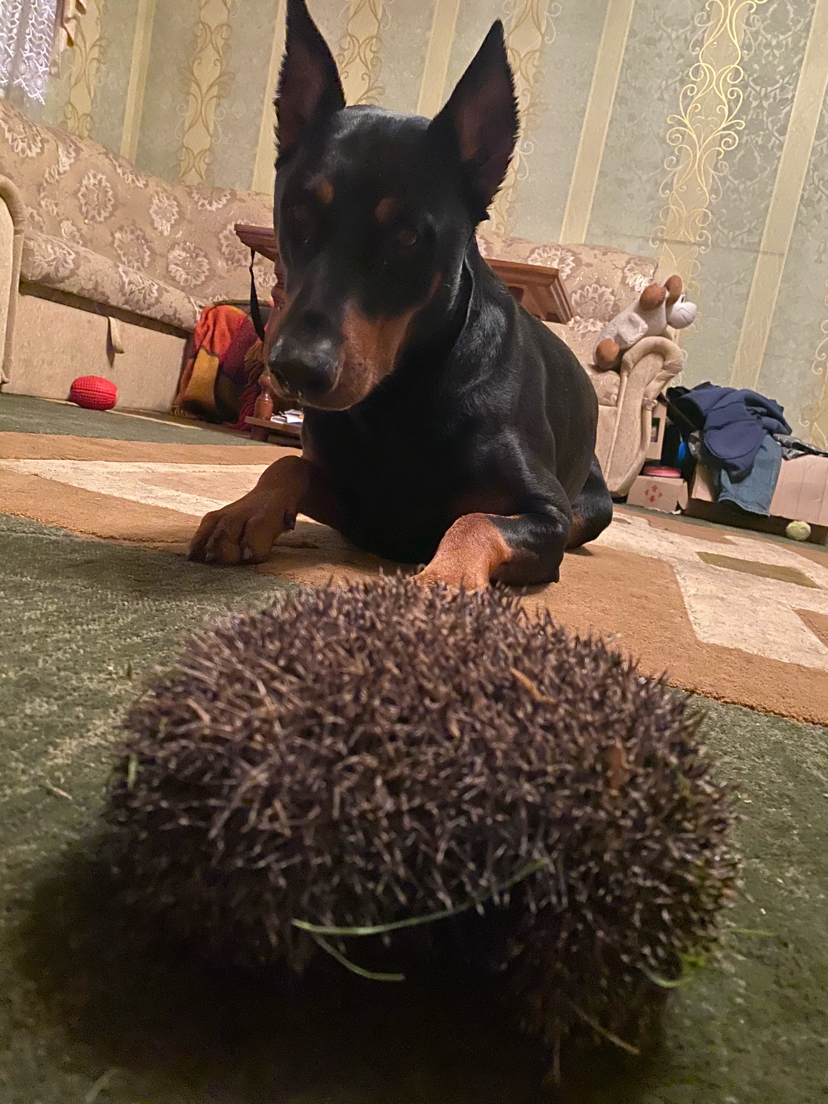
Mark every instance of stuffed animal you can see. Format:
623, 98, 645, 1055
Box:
593, 275, 697, 371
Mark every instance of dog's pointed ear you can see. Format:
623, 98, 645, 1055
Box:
276, 0, 345, 163
428, 21, 518, 219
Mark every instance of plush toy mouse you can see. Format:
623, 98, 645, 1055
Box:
593, 275, 697, 371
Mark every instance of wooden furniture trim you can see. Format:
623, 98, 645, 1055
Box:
234, 223, 280, 264
486, 257, 573, 324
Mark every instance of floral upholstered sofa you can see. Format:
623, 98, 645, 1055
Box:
477, 231, 684, 497
0, 98, 274, 411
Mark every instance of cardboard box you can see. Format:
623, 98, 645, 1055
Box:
627, 474, 688, 513
692, 459, 828, 527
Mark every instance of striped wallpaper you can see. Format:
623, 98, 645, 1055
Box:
24, 0, 828, 445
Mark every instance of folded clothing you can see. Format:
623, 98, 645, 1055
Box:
775, 434, 828, 461
215, 315, 266, 429
668, 383, 790, 480
172, 304, 248, 420
172, 302, 278, 426
717, 434, 782, 516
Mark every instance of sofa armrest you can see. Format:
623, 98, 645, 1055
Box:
602, 336, 683, 497
0, 175, 27, 384
619, 335, 683, 405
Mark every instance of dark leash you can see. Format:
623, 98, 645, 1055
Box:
249, 249, 267, 342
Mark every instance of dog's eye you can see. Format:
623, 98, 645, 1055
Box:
392, 225, 418, 250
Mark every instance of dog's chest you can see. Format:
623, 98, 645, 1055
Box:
306, 409, 467, 557
310, 404, 458, 483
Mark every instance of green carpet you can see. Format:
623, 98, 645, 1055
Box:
0, 392, 256, 445
0, 513, 826, 1103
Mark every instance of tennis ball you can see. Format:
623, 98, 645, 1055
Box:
785, 520, 811, 542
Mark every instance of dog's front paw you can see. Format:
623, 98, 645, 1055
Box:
188, 494, 291, 565
411, 565, 489, 590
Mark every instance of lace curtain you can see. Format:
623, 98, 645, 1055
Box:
0, 0, 84, 104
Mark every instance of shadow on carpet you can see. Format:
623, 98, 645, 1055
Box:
12, 844, 657, 1104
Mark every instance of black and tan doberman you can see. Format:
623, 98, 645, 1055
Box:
189, 0, 612, 587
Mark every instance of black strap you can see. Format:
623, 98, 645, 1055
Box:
249, 249, 266, 342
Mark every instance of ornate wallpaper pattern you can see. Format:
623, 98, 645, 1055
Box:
490, 0, 560, 237
335, 0, 387, 107
19, 0, 828, 442
677, 0, 816, 397
768, 81, 828, 446
651, 0, 765, 295
62, 0, 105, 139
177, 0, 235, 185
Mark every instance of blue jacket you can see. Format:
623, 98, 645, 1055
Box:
667, 383, 791, 479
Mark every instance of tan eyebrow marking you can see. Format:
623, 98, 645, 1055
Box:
314, 178, 334, 204
374, 196, 398, 223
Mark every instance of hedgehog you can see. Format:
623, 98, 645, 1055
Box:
104, 577, 738, 1070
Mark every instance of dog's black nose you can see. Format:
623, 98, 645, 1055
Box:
269, 317, 339, 402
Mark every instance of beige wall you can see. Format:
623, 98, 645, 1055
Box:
21, 0, 828, 445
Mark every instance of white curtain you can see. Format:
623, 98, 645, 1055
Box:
0, 0, 60, 104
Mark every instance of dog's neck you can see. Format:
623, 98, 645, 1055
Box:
394, 233, 488, 377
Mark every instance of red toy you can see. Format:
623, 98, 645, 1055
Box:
69, 376, 117, 410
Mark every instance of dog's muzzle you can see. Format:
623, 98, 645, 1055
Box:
268, 313, 340, 403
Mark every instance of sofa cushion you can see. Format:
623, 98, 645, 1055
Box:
477, 231, 658, 367
0, 99, 275, 322
21, 230, 202, 331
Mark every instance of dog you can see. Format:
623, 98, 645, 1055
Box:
188, 0, 613, 587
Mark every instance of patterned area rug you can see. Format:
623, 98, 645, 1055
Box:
2, 430, 827, 724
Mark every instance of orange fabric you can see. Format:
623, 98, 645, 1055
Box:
172, 304, 248, 414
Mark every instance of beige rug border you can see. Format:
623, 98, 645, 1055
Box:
2, 434, 826, 727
